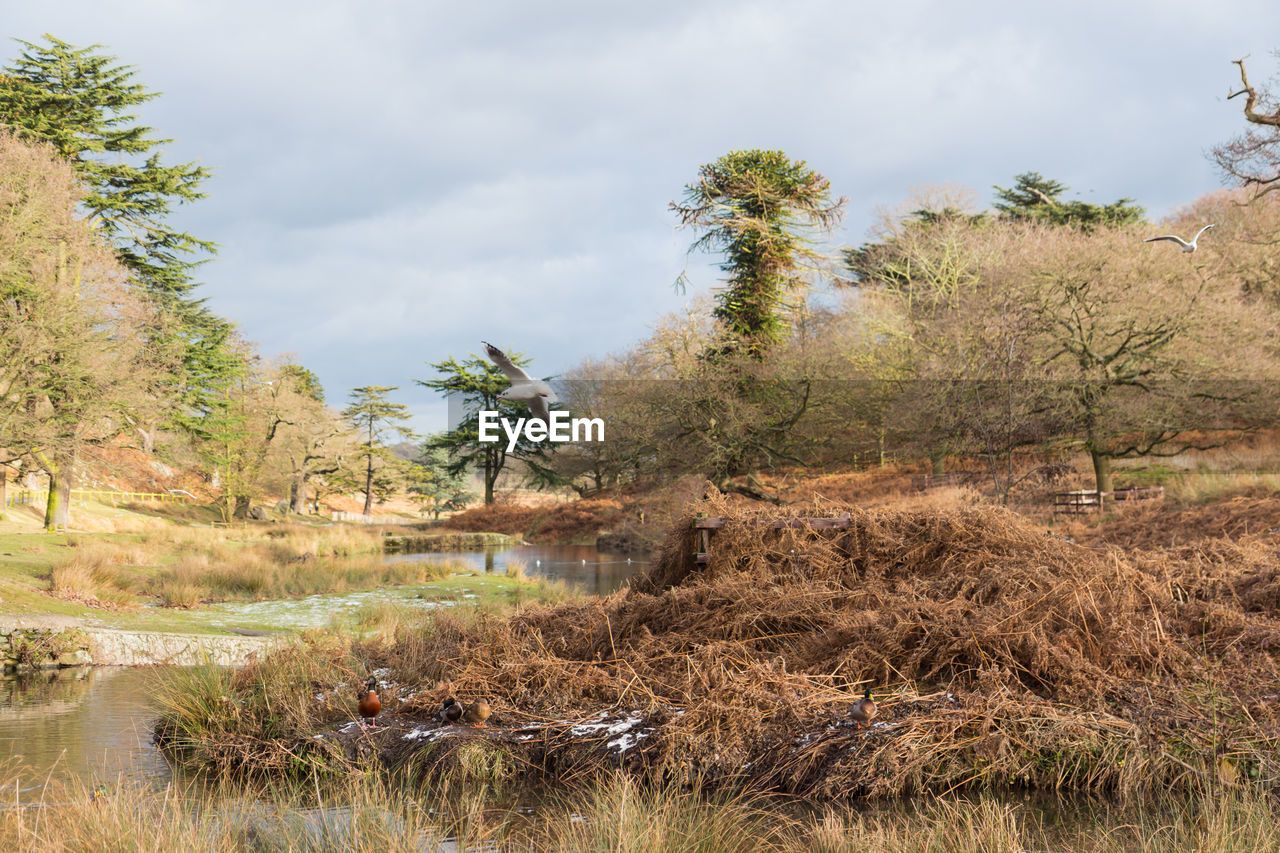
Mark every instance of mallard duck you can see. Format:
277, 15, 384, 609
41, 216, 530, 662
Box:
850, 687, 877, 729
91, 784, 108, 805
357, 676, 381, 729
438, 696, 463, 724
463, 699, 491, 727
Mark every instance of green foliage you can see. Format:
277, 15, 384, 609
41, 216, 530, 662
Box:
416, 349, 548, 505
0, 35, 214, 301
280, 364, 325, 403
0, 34, 238, 438
672, 149, 845, 356
992, 171, 1145, 229
406, 443, 473, 519
342, 386, 415, 515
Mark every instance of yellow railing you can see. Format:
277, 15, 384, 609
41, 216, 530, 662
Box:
4, 488, 193, 508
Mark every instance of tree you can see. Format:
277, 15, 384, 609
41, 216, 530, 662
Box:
1023, 224, 1276, 493
0, 130, 158, 530
406, 444, 472, 519
0, 35, 214, 302
671, 149, 845, 357
417, 349, 548, 505
1215, 57, 1280, 197
342, 386, 415, 516
258, 362, 348, 514
993, 172, 1144, 230
0, 35, 236, 444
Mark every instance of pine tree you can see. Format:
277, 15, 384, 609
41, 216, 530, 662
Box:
0, 35, 214, 302
342, 387, 416, 516
0, 35, 235, 440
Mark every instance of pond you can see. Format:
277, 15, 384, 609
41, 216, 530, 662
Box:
387, 542, 646, 596
0, 666, 170, 792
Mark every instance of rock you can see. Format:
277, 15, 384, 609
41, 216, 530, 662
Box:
56, 648, 93, 667
248, 505, 269, 521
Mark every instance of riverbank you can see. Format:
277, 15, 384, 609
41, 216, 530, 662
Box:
4, 769, 1278, 852
154, 492, 1280, 804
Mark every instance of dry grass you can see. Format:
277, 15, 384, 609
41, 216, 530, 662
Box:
443, 497, 626, 544
4, 770, 1279, 852
160, 490, 1280, 803
47, 550, 139, 609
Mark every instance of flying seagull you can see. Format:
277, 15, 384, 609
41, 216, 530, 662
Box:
482, 341, 557, 426
1143, 224, 1216, 253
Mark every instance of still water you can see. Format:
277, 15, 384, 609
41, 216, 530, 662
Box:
1, 545, 645, 789
387, 543, 645, 596
1, 666, 169, 790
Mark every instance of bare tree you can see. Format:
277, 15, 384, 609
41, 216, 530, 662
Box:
1215, 57, 1280, 197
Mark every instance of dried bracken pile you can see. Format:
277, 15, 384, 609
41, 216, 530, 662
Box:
164, 491, 1280, 801
1074, 488, 1280, 550
442, 497, 625, 544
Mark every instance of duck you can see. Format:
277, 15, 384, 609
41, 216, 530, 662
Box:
357, 676, 381, 729
463, 699, 492, 727
91, 784, 108, 805
438, 696, 463, 724
850, 687, 877, 729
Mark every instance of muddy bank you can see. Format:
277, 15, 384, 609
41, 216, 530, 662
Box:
155, 493, 1280, 800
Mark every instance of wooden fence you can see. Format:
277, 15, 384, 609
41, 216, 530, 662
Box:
1052, 486, 1164, 515
330, 510, 411, 525
4, 488, 192, 508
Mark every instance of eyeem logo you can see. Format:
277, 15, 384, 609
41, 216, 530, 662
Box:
478, 411, 604, 452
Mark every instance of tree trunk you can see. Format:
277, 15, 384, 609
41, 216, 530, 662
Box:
362, 451, 374, 516
136, 424, 156, 454
291, 475, 309, 514
930, 451, 945, 477
1090, 449, 1113, 495
0, 466, 7, 520
44, 455, 73, 532
484, 455, 495, 505
233, 494, 251, 519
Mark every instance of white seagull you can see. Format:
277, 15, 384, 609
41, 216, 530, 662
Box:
482, 341, 557, 426
1143, 224, 1216, 253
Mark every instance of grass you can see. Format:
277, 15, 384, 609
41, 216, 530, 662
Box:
3, 771, 1279, 852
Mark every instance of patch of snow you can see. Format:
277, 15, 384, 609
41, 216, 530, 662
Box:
402, 727, 446, 743
569, 710, 644, 738
607, 730, 650, 752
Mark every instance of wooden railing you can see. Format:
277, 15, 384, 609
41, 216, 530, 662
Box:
3, 488, 192, 508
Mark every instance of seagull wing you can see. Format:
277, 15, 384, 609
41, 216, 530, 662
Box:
528, 394, 551, 427
482, 341, 532, 382
1194, 224, 1217, 241
1143, 235, 1191, 248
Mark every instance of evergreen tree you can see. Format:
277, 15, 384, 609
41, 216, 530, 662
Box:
992, 172, 1144, 230
0, 35, 235, 440
417, 350, 548, 505
0, 35, 214, 302
342, 387, 415, 516
671, 149, 845, 357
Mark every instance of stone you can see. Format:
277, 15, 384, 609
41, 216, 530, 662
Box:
56, 648, 93, 666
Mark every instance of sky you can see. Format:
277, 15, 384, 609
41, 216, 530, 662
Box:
4, 0, 1278, 432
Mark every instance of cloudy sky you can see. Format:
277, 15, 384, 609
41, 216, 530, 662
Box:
5, 1, 1277, 430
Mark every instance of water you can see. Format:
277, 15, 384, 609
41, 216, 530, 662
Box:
387, 543, 646, 596
0, 667, 169, 791
1, 544, 644, 792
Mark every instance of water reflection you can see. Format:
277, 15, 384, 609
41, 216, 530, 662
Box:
388, 544, 645, 596
0, 667, 169, 789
